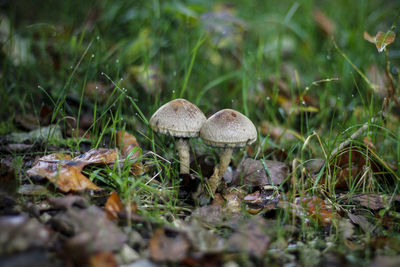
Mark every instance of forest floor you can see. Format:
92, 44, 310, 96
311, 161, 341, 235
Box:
1, 1, 400, 266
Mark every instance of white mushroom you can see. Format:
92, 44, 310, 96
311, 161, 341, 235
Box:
149, 99, 206, 174
200, 109, 257, 194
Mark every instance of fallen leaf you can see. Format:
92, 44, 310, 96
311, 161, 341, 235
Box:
232, 158, 289, 187
364, 30, 396, 53
116, 130, 141, 159
105, 192, 123, 220
116, 130, 146, 176
299, 196, 334, 226
348, 213, 376, 233
149, 228, 191, 262
27, 149, 118, 192
352, 194, 400, 210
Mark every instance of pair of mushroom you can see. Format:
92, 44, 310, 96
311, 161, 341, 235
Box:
149, 99, 257, 194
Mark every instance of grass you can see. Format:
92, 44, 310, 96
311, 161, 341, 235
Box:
1, 0, 400, 265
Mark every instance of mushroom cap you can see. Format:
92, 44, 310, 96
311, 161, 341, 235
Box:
200, 109, 257, 148
149, 99, 206, 138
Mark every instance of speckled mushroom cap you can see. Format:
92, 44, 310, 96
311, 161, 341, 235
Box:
200, 109, 257, 148
149, 99, 206, 138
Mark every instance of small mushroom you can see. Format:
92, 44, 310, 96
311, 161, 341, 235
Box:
149, 99, 206, 174
200, 109, 257, 194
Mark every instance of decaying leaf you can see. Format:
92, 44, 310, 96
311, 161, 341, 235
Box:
351, 194, 400, 210
347, 213, 376, 234
364, 30, 396, 53
299, 196, 334, 226
232, 158, 289, 187
244, 187, 281, 215
116, 130, 147, 176
116, 130, 141, 159
27, 149, 118, 192
149, 228, 191, 262
105, 192, 124, 220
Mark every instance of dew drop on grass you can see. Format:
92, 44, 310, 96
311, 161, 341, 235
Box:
101, 72, 104, 75
173, 71, 177, 76
116, 59, 119, 63
70, 66, 73, 69
266, 96, 270, 101
172, 90, 175, 94
91, 54, 95, 58
95, 86, 98, 89
96, 36, 100, 40
305, 87, 309, 91
134, 98, 138, 102
327, 55, 331, 60
302, 101, 306, 105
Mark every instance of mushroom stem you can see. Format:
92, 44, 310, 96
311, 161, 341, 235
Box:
176, 138, 190, 174
208, 148, 233, 194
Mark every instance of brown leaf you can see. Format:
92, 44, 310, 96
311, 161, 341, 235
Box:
313, 9, 336, 36
149, 228, 191, 262
348, 213, 376, 233
116, 130, 141, 159
352, 194, 400, 210
232, 158, 289, 186
105, 192, 124, 220
27, 149, 118, 192
364, 30, 396, 52
300, 196, 334, 226
116, 130, 146, 176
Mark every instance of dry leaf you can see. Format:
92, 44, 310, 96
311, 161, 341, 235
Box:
149, 228, 191, 262
299, 196, 334, 226
116, 130, 141, 159
105, 192, 124, 220
364, 30, 396, 52
27, 149, 118, 192
232, 158, 289, 186
352, 194, 400, 210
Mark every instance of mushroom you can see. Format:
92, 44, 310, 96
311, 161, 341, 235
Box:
200, 109, 257, 194
149, 99, 206, 174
